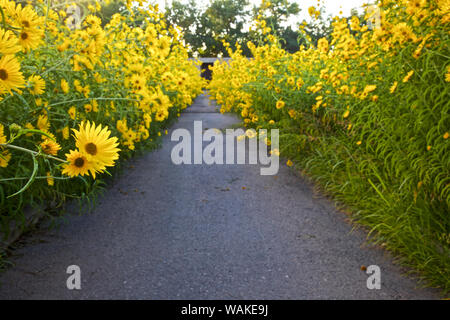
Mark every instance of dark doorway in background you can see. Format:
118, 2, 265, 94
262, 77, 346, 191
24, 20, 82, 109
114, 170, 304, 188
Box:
201, 63, 214, 80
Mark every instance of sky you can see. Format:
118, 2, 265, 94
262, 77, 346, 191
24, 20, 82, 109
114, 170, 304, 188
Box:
153, 0, 369, 25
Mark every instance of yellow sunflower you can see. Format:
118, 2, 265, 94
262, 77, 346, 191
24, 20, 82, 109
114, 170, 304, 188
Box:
68, 106, 77, 120
390, 81, 398, 94
18, 28, 42, 51
1, 0, 16, 20
143, 113, 152, 128
0, 55, 25, 94
46, 172, 54, 186
36, 114, 49, 131
61, 79, 69, 94
62, 150, 92, 177
402, 70, 414, 83
40, 138, 61, 156
276, 100, 285, 109
14, 4, 43, 30
62, 126, 70, 140
28, 74, 45, 95
150, 88, 171, 112
84, 103, 92, 113
72, 121, 120, 170
155, 108, 169, 121
0, 29, 21, 55
0, 123, 7, 144
0, 150, 11, 168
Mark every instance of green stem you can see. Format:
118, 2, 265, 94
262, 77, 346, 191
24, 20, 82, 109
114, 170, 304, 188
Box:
44, 0, 51, 29
424, 48, 450, 60
47, 97, 138, 108
0, 143, 67, 163
0, 6, 6, 29
0, 176, 69, 182
40, 54, 74, 76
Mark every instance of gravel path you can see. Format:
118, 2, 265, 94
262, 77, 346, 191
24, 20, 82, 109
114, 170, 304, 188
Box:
0, 93, 439, 299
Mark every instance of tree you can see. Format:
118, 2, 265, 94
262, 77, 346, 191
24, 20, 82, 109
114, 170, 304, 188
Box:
297, 7, 333, 48
252, 0, 300, 35
165, 0, 334, 57
165, 0, 202, 51
165, 0, 251, 57
98, 0, 126, 26
250, 0, 301, 53
202, 0, 250, 55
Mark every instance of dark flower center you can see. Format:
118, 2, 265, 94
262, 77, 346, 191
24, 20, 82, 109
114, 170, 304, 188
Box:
0, 69, 8, 80
22, 20, 30, 28
85, 143, 97, 155
21, 32, 29, 40
74, 157, 84, 168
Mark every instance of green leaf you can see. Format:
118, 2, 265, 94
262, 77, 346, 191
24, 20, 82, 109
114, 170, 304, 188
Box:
12, 128, 56, 143
7, 153, 39, 199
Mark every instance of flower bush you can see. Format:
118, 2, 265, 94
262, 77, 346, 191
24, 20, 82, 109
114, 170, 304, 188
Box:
208, 0, 449, 292
0, 0, 203, 239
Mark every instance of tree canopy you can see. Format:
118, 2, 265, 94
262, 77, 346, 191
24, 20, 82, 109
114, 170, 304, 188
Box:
62, 0, 362, 58
165, 0, 305, 57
